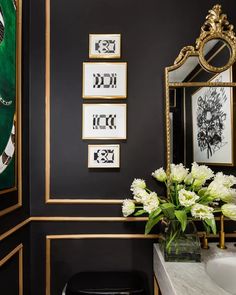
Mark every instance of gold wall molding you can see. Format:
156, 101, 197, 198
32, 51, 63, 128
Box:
45, 0, 125, 205
0, 216, 148, 242
0, 216, 227, 243
46, 234, 160, 295
0, 244, 23, 295
30, 216, 148, 222
0, 219, 30, 242
0, 0, 23, 217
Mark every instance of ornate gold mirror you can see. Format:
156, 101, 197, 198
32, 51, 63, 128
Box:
165, 4, 236, 172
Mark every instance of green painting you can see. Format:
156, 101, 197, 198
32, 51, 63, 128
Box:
0, 0, 16, 191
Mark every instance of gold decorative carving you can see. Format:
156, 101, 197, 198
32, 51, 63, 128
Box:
173, 4, 236, 72
174, 46, 195, 65
196, 4, 236, 50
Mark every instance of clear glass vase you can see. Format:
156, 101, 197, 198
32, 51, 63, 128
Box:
160, 220, 201, 262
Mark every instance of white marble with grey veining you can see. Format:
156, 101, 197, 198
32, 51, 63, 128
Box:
154, 243, 236, 295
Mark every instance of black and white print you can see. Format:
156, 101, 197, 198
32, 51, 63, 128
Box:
95, 40, 116, 54
93, 73, 117, 88
82, 104, 127, 140
83, 63, 127, 99
93, 114, 116, 129
94, 149, 115, 163
88, 145, 120, 168
89, 34, 121, 58
192, 68, 233, 165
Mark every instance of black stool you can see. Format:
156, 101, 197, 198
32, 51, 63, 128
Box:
64, 271, 147, 295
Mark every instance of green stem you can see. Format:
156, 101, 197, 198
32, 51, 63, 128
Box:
166, 230, 179, 251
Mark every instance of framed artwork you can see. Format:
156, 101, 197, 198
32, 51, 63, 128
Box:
88, 144, 120, 168
89, 34, 121, 59
82, 62, 127, 99
192, 68, 234, 165
82, 104, 127, 140
0, 0, 20, 194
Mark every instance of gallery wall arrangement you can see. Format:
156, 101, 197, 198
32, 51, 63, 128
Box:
83, 34, 127, 168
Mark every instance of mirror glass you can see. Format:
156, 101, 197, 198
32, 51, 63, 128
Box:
167, 42, 236, 168
202, 39, 232, 69
170, 84, 234, 167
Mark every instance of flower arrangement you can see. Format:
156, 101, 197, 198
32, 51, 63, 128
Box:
122, 163, 236, 235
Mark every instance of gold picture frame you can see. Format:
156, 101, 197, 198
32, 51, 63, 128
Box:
89, 34, 121, 59
82, 62, 127, 99
82, 103, 127, 140
88, 144, 120, 168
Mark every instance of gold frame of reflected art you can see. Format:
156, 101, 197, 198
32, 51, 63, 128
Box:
165, 4, 236, 174
0, 244, 23, 295
82, 62, 127, 99
88, 144, 120, 168
89, 34, 121, 59
0, 0, 22, 217
82, 103, 127, 140
191, 68, 235, 166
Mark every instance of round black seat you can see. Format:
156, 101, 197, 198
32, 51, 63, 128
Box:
64, 271, 147, 295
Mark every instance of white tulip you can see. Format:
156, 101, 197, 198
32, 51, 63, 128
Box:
152, 168, 167, 182
122, 199, 135, 217
132, 188, 149, 203
143, 192, 160, 214
191, 204, 214, 220
178, 189, 199, 207
214, 172, 236, 188
222, 203, 236, 221
130, 179, 146, 192
191, 162, 214, 185
170, 163, 189, 183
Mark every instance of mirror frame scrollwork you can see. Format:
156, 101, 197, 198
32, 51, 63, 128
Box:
165, 4, 236, 174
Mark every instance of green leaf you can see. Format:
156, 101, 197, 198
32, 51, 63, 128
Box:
160, 203, 175, 219
149, 208, 162, 219
205, 218, 216, 235
145, 214, 164, 235
174, 210, 187, 232
203, 221, 211, 234
198, 188, 207, 197
134, 210, 146, 216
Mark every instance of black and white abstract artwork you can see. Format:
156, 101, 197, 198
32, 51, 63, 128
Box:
83, 62, 127, 99
82, 104, 127, 139
93, 73, 117, 88
192, 68, 233, 165
88, 145, 120, 168
89, 34, 121, 58
93, 114, 116, 129
95, 40, 116, 54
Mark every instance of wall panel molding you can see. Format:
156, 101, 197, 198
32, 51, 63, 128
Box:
46, 234, 160, 295
0, 244, 23, 295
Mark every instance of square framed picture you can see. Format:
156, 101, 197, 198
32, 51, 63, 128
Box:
82, 104, 127, 140
192, 68, 235, 166
89, 34, 121, 59
88, 144, 120, 168
82, 62, 127, 99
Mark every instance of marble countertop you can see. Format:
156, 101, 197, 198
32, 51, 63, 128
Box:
153, 243, 236, 295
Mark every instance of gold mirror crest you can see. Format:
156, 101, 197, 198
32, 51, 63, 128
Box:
196, 4, 236, 50
174, 4, 236, 71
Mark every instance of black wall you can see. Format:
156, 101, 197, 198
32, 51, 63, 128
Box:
2, 1, 236, 295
